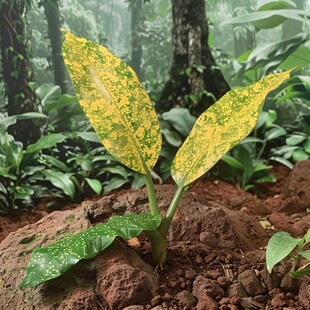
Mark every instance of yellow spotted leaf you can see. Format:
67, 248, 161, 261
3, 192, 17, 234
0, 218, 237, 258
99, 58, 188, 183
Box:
62, 30, 161, 174
171, 69, 293, 186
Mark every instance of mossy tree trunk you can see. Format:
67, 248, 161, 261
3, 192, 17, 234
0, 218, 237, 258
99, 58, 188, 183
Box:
158, 0, 230, 116
0, 0, 41, 145
42, 0, 67, 93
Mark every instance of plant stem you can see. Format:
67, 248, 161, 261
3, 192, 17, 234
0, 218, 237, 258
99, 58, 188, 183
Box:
144, 170, 160, 215
145, 229, 167, 265
159, 183, 185, 237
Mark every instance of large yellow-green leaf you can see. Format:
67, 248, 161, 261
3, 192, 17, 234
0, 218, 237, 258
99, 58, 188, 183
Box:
171, 69, 293, 187
62, 30, 161, 174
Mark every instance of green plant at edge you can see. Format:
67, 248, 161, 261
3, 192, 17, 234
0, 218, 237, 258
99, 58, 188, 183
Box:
20, 30, 294, 288
266, 228, 310, 278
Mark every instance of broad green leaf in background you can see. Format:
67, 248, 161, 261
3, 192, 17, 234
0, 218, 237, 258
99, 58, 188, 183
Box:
171, 69, 293, 187
41, 169, 75, 198
20, 212, 161, 287
252, 0, 296, 30
266, 231, 301, 273
223, 9, 310, 29
26, 133, 67, 154
0, 112, 47, 130
240, 33, 309, 77
162, 108, 196, 137
62, 30, 161, 174
85, 178, 102, 195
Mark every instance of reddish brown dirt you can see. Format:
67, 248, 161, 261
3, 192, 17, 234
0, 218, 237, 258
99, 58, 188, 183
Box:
1, 163, 310, 309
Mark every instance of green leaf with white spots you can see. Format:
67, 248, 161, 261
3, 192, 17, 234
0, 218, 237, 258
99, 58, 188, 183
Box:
62, 30, 161, 174
20, 212, 161, 288
171, 69, 293, 187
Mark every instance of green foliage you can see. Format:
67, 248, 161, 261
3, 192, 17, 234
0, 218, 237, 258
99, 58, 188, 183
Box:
219, 147, 276, 192
20, 212, 162, 288
21, 32, 292, 288
271, 115, 310, 163
266, 229, 310, 278
0, 121, 66, 213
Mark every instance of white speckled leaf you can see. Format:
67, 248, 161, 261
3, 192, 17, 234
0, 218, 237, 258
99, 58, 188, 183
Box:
171, 69, 293, 186
20, 213, 161, 288
62, 30, 161, 174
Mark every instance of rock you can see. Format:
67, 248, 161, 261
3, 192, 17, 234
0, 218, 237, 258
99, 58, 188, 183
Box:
192, 275, 224, 300
122, 306, 144, 310
175, 290, 197, 308
237, 270, 264, 296
291, 214, 310, 236
240, 297, 264, 309
0, 208, 91, 310
271, 292, 287, 308
283, 160, 310, 213
95, 242, 158, 309
260, 267, 280, 291
57, 289, 99, 310
195, 296, 218, 310
227, 283, 248, 298
0, 206, 158, 310
298, 278, 310, 309
280, 273, 299, 293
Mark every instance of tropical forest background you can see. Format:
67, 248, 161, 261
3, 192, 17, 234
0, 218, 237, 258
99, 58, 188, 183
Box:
0, 0, 310, 214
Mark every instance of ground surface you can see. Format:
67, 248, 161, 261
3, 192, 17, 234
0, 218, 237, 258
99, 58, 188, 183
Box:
0, 161, 310, 309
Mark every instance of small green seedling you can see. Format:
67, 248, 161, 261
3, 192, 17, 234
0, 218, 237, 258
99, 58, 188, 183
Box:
266, 228, 310, 277
20, 30, 293, 288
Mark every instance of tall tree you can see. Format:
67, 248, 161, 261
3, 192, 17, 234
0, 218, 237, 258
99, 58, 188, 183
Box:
158, 0, 230, 115
0, 0, 41, 145
42, 0, 67, 93
130, 0, 142, 79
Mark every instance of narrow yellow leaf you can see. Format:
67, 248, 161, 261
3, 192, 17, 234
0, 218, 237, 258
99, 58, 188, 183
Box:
171, 69, 293, 186
62, 30, 161, 174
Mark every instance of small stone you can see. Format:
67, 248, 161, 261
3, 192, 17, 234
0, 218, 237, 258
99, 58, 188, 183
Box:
122, 306, 144, 310
196, 254, 203, 264
204, 252, 218, 264
185, 269, 196, 280
175, 290, 197, 308
206, 269, 222, 280
193, 275, 224, 299
195, 296, 218, 310
217, 276, 229, 287
280, 273, 299, 293
271, 292, 287, 308
150, 295, 161, 307
298, 278, 310, 309
260, 267, 280, 291
218, 297, 230, 305
227, 283, 248, 298
237, 269, 264, 296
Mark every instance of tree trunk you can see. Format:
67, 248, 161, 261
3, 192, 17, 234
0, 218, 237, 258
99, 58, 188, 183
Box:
43, 0, 67, 93
130, 0, 142, 79
158, 0, 230, 116
0, 0, 41, 145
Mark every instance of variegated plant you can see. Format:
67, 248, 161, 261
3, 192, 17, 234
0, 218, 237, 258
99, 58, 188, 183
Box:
20, 30, 293, 288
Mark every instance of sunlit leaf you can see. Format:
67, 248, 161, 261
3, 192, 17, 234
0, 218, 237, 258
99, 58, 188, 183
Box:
85, 178, 102, 195
290, 262, 310, 278
62, 30, 161, 174
266, 231, 301, 273
20, 213, 162, 288
171, 69, 293, 187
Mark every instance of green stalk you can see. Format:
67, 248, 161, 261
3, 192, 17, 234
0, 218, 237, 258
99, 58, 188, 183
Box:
159, 183, 185, 237
144, 169, 160, 215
